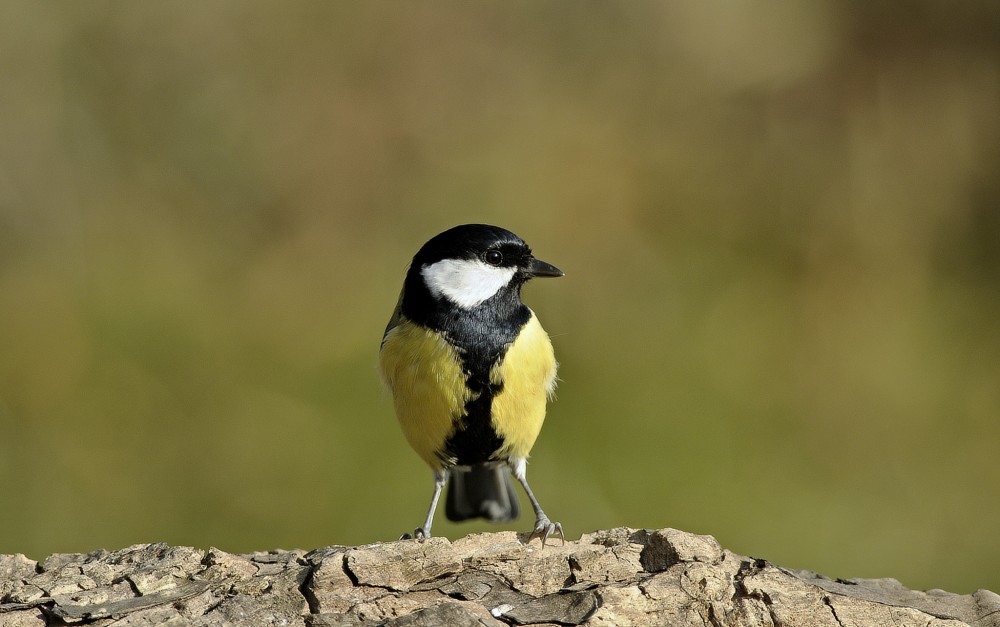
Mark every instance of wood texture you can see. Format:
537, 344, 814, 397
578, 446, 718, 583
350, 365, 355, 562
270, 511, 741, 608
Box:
2, 528, 997, 626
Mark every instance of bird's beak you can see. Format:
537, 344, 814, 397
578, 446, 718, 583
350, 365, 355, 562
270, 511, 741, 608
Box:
526, 257, 564, 278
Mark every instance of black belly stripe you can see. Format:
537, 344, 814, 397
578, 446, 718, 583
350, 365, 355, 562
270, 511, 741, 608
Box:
443, 317, 530, 465
443, 340, 510, 465
443, 385, 504, 465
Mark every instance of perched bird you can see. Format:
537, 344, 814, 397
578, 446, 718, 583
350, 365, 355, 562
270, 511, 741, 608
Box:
378, 224, 564, 544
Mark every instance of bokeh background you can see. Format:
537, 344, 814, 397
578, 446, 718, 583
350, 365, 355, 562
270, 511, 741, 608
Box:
2, 2, 998, 595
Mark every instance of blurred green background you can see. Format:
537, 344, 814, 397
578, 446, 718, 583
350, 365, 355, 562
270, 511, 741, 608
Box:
2, 2, 998, 595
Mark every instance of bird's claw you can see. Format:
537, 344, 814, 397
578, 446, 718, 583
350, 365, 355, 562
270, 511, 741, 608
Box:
527, 517, 564, 546
399, 527, 431, 542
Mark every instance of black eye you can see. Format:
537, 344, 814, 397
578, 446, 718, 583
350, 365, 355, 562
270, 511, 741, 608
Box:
483, 249, 503, 266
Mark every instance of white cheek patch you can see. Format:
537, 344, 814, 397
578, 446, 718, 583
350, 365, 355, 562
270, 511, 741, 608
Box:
420, 258, 516, 308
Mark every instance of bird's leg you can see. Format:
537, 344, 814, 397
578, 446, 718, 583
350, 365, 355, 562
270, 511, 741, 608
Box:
510, 458, 564, 546
401, 469, 447, 541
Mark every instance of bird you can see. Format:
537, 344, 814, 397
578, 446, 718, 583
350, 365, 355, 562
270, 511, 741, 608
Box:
378, 224, 564, 545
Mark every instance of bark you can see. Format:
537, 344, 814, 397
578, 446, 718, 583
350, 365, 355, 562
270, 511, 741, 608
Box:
2, 528, 997, 626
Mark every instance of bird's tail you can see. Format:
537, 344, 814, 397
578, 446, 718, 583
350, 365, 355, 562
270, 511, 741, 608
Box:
445, 464, 520, 523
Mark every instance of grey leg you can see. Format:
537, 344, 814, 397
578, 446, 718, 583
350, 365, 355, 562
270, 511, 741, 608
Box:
402, 469, 447, 541
510, 458, 563, 546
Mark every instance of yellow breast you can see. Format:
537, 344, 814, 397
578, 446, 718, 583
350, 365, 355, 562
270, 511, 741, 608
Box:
378, 319, 472, 469
490, 312, 558, 460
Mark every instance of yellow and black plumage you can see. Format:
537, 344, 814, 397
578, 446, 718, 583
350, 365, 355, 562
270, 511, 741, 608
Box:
378, 224, 564, 543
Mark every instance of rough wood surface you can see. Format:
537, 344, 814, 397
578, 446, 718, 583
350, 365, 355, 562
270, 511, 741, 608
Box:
2, 528, 997, 626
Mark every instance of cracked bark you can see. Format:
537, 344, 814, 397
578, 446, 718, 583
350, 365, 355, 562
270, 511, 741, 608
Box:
1, 528, 997, 626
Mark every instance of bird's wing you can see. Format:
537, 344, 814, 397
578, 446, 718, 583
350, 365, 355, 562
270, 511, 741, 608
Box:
381, 287, 405, 348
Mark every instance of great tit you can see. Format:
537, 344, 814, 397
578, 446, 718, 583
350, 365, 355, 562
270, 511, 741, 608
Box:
378, 224, 564, 544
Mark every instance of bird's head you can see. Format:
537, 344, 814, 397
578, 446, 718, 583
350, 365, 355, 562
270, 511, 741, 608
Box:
409, 224, 563, 309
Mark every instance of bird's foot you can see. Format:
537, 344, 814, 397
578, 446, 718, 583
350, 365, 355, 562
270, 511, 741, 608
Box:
399, 527, 431, 542
527, 516, 564, 547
